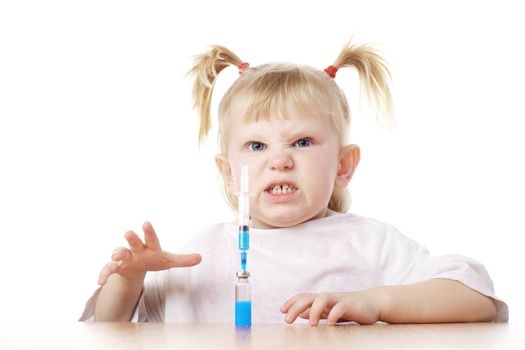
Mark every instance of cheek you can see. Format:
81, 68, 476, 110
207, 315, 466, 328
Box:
301, 153, 339, 187
227, 154, 266, 193
230, 156, 260, 191
226, 152, 242, 186
313, 147, 339, 172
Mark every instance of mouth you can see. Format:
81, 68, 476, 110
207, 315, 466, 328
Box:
264, 183, 298, 195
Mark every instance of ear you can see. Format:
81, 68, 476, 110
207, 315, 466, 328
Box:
215, 153, 235, 194
334, 144, 360, 188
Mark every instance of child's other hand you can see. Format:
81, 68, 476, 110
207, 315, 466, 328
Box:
280, 291, 381, 326
97, 221, 202, 285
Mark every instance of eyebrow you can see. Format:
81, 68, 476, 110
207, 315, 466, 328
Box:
235, 131, 321, 144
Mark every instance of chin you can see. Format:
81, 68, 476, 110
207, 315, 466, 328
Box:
254, 208, 321, 229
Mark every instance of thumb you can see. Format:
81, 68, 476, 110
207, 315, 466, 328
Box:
163, 252, 202, 267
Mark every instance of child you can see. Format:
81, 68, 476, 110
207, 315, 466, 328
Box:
80, 40, 508, 324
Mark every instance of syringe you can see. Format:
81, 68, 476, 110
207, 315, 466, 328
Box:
235, 164, 251, 328
238, 164, 250, 271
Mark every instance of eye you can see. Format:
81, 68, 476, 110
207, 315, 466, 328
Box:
248, 141, 266, 151
293, 138, 312, 148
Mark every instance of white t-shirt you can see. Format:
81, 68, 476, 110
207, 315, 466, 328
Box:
80, 211, 508, 323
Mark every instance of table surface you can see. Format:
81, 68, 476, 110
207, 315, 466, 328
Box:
0, 321, 522, 350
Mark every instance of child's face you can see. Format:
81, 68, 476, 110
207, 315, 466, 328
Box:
216, 106, 359, 229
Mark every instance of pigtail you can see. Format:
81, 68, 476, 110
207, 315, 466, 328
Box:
332, 40, 394, 126
188, 45, 243, 145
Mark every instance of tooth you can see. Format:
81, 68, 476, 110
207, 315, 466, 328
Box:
268, 184, 297, 194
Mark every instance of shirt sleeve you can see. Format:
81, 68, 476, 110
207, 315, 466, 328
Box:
78, 286, 102, 322
78, 271, 166, 322
378, 225, 509, 322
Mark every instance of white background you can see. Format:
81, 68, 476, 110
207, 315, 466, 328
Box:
0, 0, 523, 322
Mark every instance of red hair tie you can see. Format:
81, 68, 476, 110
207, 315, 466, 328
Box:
238, 62, 250, 75
324, 65, 338, 78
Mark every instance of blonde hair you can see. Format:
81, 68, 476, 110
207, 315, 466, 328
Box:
189, 40, 394, 213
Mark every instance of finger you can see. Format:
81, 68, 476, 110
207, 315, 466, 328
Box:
143, 221, 161, 250
299, 309, 329, 319
299, 308, 311, 319
299, 309, 330, 320
280, 300, 292, 314
98, 261, 118, 285
280, 293, 309, 314
124, 230, 145, 253
285, 295, 316, 324
111, 246, 131, 261
309, 293, 335, 326
164, 252, 202, 267
326, 302, 349, 326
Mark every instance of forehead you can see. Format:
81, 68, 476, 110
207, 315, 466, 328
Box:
232, 107, 333, 133
244, 90, 334, 125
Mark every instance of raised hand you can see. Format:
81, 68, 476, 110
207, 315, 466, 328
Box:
98, 221, 202, 285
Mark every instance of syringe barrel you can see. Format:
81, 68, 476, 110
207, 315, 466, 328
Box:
238, 225, 250, 251
239, 194, 250, 226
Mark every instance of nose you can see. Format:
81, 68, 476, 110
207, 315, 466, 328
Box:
269, 150, 293, 171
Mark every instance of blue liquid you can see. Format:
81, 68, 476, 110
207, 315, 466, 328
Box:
238, 226, 250, 250
235, 301, 252, 327
241, 252, 247, 271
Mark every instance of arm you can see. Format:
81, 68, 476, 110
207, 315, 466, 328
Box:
93, 222, 202, 322
95, 273, 146, 322
281, 278, 497, 325
374, 278, 497, 323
